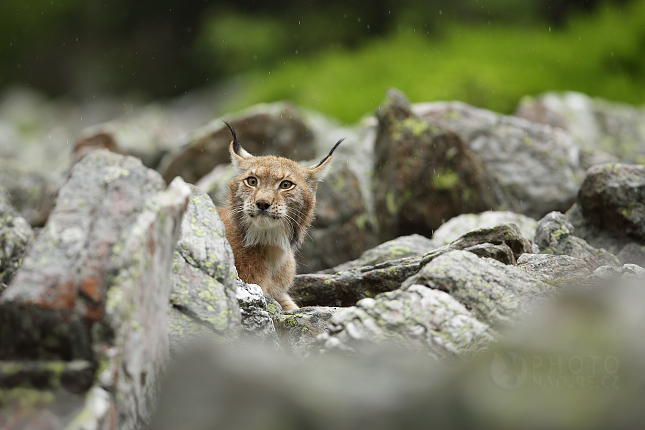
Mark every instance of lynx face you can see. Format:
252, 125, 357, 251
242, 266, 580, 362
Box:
223, 121, 344, 252
227, 155, 318, 251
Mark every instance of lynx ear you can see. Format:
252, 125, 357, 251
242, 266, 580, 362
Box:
306, 138, 345, 182
223, 120, 252, 170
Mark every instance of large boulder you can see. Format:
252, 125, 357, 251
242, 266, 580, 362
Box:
565, 163, 645, 265
535, 211, 620, 270
373, 90, 501, 241
317, 285, 495, 358
167, 186, 241, 355
413, 98, 584, 219
515, 91, 645, 164
578, 163, 645, 243
402, 251, 554, 328
0, 150, 191, 429
236, 281, 282, 350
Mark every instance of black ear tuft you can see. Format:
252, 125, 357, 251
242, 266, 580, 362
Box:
313, 138, 345, 169
222, 119, 242, 156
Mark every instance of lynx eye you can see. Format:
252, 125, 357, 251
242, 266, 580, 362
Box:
245, 177, 258, 187
280, 180, 294, 190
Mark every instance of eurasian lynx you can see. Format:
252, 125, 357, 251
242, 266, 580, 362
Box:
217, 121, 343, 311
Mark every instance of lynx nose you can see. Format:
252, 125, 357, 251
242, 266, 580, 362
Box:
256, 199, 271, 211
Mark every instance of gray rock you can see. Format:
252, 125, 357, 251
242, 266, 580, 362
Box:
236, 280, 282, 350
535, 211, 620, 269
433, 211, 537, 245
291, 223, 533, 307
578, 163, 645, 243
402, 250, 554, 327
168, 186, 241, 354
462, 243, 516, 265
616, 243, 645, 267
317, 285, 495, 358
592, 263, 645, 281
0, 192, 34, 286
373, 90, 502, 241
0, 160, 58, 227
516, 253, 592, 287
148, 274, 645, 430
321, 234, 437, 274
0, 150, 191, 429
414, 98, 584, 220
515, 91, 645, 163
448, 222, 533, 263
275, 307, 341, 357
159, 102, 316, 184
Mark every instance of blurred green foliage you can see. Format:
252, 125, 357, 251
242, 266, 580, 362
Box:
0, 0, 640, 123
227, 0, 645, 123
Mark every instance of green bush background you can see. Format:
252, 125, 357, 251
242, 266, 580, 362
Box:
0, 0, 643, 123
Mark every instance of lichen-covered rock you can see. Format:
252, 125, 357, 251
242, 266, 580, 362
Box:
275, 307, 341, 356
0, 191, 34, 286
535, 211, 620, 269
414, 98, 584, 220
292, 223, 533, 307
373, 90, 502, 241
316, 285, 494, 358
0, 160, 58, 227
516, 253, 592, 287
448, 223, 533, 263
322, 234, 437, 274
402, 251, 554, 328
159, 103, 316, 184
433, 211, 537, 245
0, 150, 191, 429
148, 272, 645, 430
515, 91, 645, 164
577, 163, 645, 243
299, 161, 378, 272
236, 281, 282, 350
168, 186, 241, 354
461, 243, 516, 265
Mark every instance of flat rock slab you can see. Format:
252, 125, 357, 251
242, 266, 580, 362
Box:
275, 307, 340, 356
322, 234, 437, 274
516, 253, 592, 287
317, 285, 495, 358
292, 223, 532, 307
402, 250, 554, 328
433, 211, 537, 245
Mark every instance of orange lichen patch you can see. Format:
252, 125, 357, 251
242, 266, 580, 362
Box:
46, 281, 76, 310
79, 277, 103, 303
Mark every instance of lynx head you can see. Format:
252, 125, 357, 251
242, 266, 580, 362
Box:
223, 121, 344, 251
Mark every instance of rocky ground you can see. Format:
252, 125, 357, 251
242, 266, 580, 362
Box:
1, 87, 645, 429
